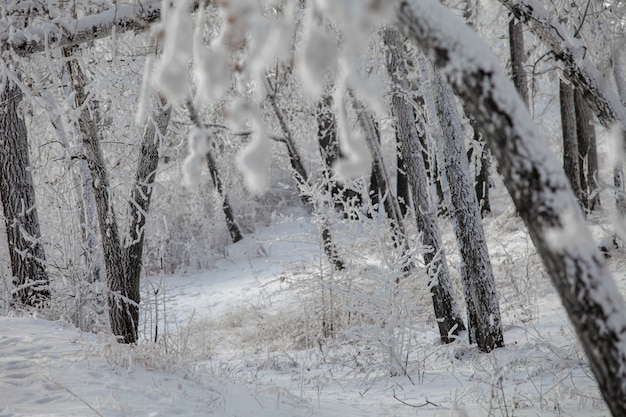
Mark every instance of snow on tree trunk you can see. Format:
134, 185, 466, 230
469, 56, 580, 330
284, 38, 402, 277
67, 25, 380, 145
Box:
396, 2, 626, 414
125, 95, 173, 292
383, 27, 466, 343
66, 56, 137, 344
432, 70, 504, 352
560, 80, 584, 210
0, 81, 49, 307
509, 18, 529, 107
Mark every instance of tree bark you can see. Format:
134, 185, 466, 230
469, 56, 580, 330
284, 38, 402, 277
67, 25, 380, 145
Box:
396, 134, 411, 217
396, 2, 626, 414
560, 80, 584, 210
383, 27, 466, 343
468, 117, 491, 216
432, 70, 504, 351
574, 89, 599, 212
355, 103, 408, 246
125, 96, 172, 289
0, 81, 49, 307
509, 18, 529, 107
66, 55, 136, 343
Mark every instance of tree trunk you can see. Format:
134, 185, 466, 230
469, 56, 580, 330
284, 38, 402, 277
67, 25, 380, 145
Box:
468, 117, 491, 216
317, 95, 361, 213
574, 89, 599, 212
432, 70, 504, 351
185, 100, 242, 243
205, 150, 243, 243
509, 18, 529, 107
396, 2, 626, 414
66, 55, 137, 343
125, 96, 172, 290
0, 82, 49, 307
44, 72, 103, 285
560, 80, 584, 210
383, 27, 466, 343
396, 134, 411, 217
355, 103, 408, 246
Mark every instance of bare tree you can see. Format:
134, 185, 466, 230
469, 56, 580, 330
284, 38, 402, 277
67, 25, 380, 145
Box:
66, 48, 171, 343
0, 81, 49, 307
383, 27, 466, 343
396, 1, 626, 414
432, 69, 504, 352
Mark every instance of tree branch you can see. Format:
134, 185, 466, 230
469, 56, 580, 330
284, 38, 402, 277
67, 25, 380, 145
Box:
2, 1, 162, 57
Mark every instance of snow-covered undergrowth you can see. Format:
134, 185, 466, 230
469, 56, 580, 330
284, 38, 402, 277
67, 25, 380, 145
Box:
2, 193, 618, 416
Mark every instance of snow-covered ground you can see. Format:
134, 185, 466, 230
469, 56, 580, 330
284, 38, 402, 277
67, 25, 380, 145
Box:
1, 203, 621, 416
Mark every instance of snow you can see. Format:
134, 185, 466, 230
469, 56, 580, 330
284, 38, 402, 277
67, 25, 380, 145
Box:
1, 207, 619, 416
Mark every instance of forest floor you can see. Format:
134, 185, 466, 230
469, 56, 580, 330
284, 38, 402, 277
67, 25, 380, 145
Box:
2, 195, 624, 417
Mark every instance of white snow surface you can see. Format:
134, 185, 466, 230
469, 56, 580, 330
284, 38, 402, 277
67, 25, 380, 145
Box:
1, 207, 622, 416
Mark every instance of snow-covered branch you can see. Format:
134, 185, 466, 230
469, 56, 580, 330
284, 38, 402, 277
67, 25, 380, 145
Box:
1, 1, 162, 57
497, 0, 626, 129
395, 1, 626, 415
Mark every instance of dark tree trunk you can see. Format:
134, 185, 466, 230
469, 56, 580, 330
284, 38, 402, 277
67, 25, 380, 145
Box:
66, 56, 137, 343
509, 18, 529, 107
560, 80, 584, 210
369, 165, 380, 214
317, 95, 361, 213
185, 100, 243, 243
433, 71, 504, 351
396, 134, 411, 217
205, 150, 243, 243
468, 117, 491, 216
574, 89, 599, 212
383, 27, 466, 343
0, 82, 49, 307
396, 3, 626, 414
125, 96, 172, 290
